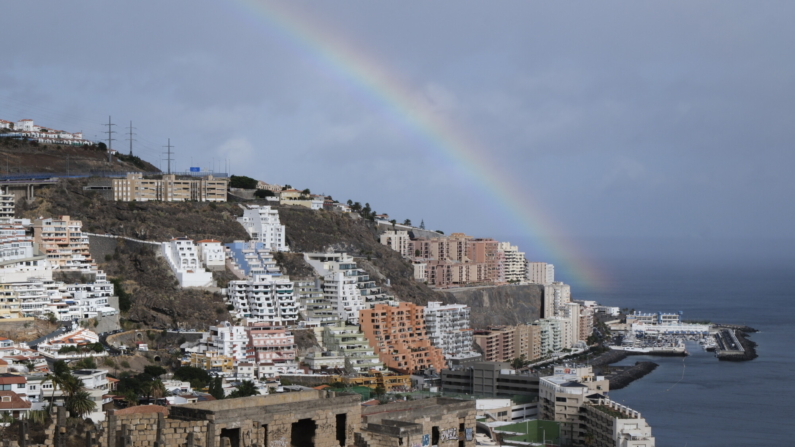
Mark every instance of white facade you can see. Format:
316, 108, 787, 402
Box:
65, 271, 117, 318
526, 262, 554, 285
323, 271, 365, 324
0, 189, 15, 223
161, 238, 214, 288
423, 301, 475, 357
196, 240, 225, 270
200, 322, 249, 361
237, 205, 287, 252
537, 317, 571, 354
497, 242, 526, 283
227, 274, 298, 325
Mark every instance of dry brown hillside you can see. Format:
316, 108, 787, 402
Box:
0, 136, 157, 174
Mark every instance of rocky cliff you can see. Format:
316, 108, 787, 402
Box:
440, 284, 544, 327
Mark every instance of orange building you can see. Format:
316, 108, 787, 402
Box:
359, 303, 445, 374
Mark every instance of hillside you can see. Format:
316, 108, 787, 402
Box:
276, 204, 442, 304
17, 177, 544, 329
17, 179, 249, 242
0, 137, 158, 174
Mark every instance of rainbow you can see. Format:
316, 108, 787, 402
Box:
229, 1, 607, 289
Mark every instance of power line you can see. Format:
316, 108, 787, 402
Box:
103, 116, 116, 163
163, 138, 174, 175
125, 121, 137, 157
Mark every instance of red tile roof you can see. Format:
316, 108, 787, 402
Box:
0, 391, 31, 410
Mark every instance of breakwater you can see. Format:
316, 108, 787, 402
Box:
717, 330, 758, 361
608, 361, 659, 390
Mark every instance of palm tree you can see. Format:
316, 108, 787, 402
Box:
66, 390, 96, 418
122, 390, 139, 407
228, 380, 259, 398
149, 379, 167, 402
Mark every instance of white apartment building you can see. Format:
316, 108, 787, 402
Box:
33, 216, 95, 272
379, 230, 411, 258
323, 271, 365, 325
225, 241, 282, 277
199, 322, 249, 361
237, 205, 287, 252
161, 238, 214, 288
0, 189, 14, 223
536, 317, 571, 354
304, 252, 392, 323
423, 301, 476, 358
0, 221, 53, 284
196, 239, 225, 270
543, 281, 571, 318
227, 274, 298, 325
526, 262, 554, 285
64, 271, 117, 318
497, 242, 526, 283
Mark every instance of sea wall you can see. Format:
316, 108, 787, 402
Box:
608, 361, 659, 390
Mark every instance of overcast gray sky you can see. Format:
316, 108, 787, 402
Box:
2, 1, 793, 285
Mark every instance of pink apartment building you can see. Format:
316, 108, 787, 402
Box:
247, 323, 296, 364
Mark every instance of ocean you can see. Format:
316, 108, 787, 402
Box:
574, 259, 795, 446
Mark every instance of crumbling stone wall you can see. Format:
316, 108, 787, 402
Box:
360, 399, 477, 447
99, 392, 361, 447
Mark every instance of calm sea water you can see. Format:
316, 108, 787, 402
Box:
573, 260, 795, 446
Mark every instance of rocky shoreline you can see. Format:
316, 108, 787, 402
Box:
608, 361, 659, 390
717, 329, 759, 361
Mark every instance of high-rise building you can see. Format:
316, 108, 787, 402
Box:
359, 302, 445, 374
33, 216, 95, 272
227, 273, 298, 325
539, 365, 655, 446
199, 322, 249, 362
423, 302, 475, 358
526, 262, 554, 285
497, 242, 526, 283
236, 205, 287, 252
543, 282, 571, 318
473, 326, 517, 362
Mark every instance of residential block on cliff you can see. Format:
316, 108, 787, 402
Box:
360, 302, 445, 374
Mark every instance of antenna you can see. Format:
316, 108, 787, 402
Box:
103, 116, 116, 162
125, 121, 137, 156
163, 138, 174, 175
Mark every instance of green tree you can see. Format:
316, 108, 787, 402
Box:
173, 366, 211, 389
110, 277, 132, 313
511, 354, 527, 370
374, 385, 386, 396
144, 365, 167, 377
254, 189, 275, 198
72, 357, 97, 370
229, 175, 258, 189
66, 390, 96, 418
227, 380, 259, 399
208, 377, 225, 400
403, 219, 411, 226
301, 188, 311, 195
